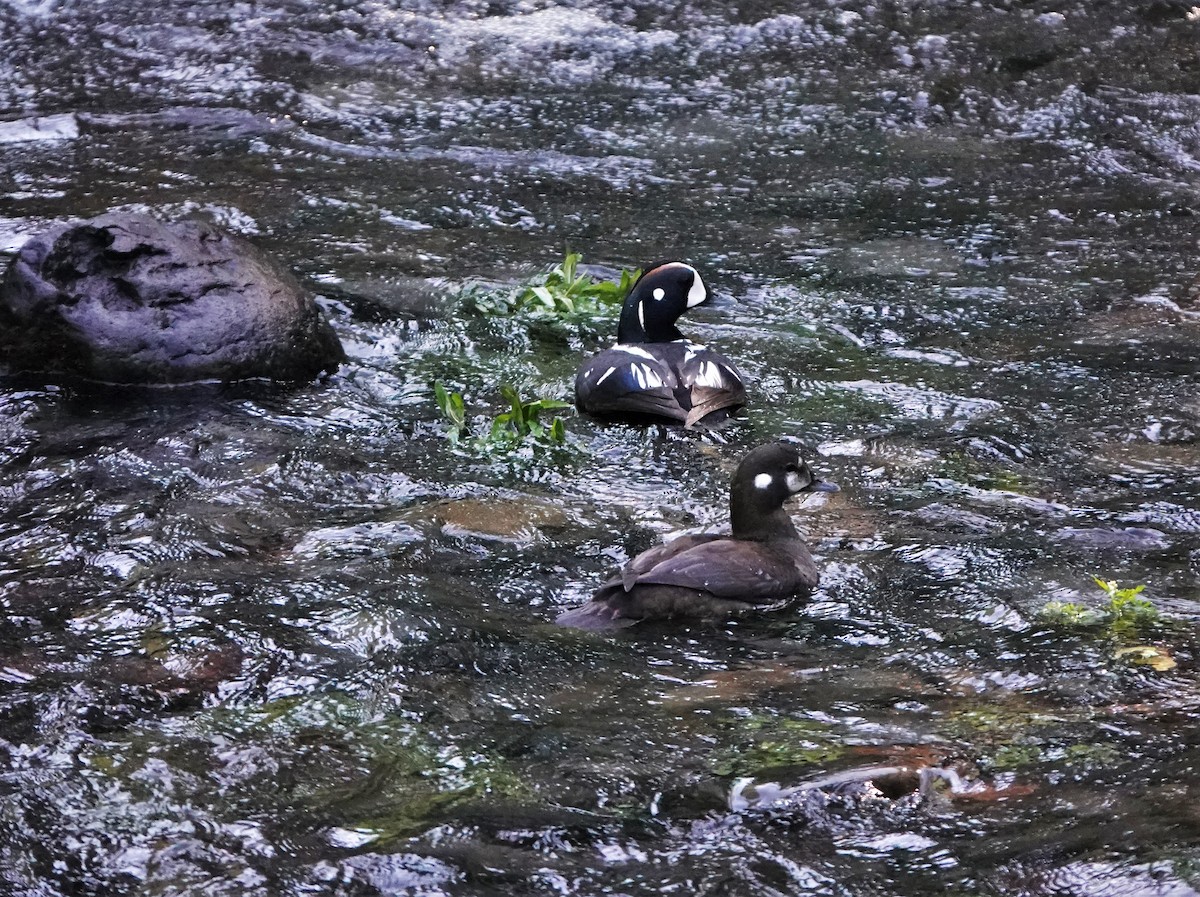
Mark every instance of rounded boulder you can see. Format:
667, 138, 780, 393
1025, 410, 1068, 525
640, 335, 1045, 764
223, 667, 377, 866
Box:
0, 213, 345, 384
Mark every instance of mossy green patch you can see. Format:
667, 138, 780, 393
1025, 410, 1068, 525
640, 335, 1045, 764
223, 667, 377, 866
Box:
343, 747, 531, 842
1061, 742, 1122, 770
989, 742, 1042, 770
711, 714, 846, 777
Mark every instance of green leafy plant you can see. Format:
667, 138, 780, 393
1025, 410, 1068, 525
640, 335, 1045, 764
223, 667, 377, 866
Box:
489, 384, 570, 446
1038, 599, 1097, 628
433, 381, 570, 451
434, 381, 467, 446
1040, 577, 1174, 670
1041, 577, 1159, 633
472, 251, 639, 318
1092, 577, 1158, 636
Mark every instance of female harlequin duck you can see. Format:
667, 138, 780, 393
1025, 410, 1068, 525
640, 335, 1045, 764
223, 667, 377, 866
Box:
574, 262, 746, 427
557, 443, 837, 630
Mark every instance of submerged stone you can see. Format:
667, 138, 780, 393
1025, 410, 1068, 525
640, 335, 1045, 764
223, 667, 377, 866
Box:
1052, 527, 1171, 551
0, 212, 345, 384
435, 498, 569, 543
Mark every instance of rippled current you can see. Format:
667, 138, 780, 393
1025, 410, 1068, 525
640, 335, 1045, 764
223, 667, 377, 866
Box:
3, 1, 1200, 895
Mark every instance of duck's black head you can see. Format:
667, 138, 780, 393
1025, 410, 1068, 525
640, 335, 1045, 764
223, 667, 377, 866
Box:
617, 261, 708, 344
729, 443, 838, 541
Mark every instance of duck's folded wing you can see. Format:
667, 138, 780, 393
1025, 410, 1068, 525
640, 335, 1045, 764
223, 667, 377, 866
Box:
686, 381, 748, 427
586, 384, 687, 422
615, 534, 723, 591
626, 540, 817, 603
678, 350, 746, 427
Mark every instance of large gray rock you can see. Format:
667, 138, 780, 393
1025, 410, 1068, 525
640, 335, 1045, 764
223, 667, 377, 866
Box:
0, 213, 345, 384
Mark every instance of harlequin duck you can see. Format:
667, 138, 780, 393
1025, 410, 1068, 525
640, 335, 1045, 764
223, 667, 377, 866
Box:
557, 442, 837, 630
574, 262, 746, 427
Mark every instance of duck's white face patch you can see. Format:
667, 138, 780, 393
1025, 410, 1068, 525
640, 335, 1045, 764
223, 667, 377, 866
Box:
652, 287, 665, 301
686, 268, 707, 308
785, 471, 804, 492
754, 473, 773, 489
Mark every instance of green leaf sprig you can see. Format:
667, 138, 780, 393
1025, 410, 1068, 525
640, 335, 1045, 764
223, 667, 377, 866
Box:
472, 251, 639, 318
433, 381, 570, 452
1039, 577, 1174, 671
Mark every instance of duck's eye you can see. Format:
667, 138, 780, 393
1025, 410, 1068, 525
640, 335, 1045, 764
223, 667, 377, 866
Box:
784, 463, 798, 473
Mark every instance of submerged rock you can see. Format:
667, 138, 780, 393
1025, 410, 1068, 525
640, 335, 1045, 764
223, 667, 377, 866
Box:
1052, 526, 1171, 551
434, 498, 569, 543
0, 213, 345, 384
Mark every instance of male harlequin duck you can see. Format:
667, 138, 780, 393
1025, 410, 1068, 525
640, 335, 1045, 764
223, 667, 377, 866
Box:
574, 262, 746, 428
557, 442, 837, 630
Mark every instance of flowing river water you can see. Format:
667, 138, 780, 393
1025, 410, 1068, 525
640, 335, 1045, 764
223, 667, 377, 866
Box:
3, 1, 1200, 894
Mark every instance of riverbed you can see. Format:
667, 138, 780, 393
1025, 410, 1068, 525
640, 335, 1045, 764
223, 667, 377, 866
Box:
2, 2, 1200, 894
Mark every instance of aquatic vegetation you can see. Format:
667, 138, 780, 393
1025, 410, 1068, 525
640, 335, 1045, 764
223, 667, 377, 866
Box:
989, 742, 1041, 771
988, 738, 1127, 774
346, 748, 531, 843
1060, 742, 1123, 771
421, 256, 639, 433
1040, 577, 1159, 636
1040, 577, 1175, 671
434, 381, 570, 450
470, 251, 639, 319
433, 380, 468, 445
1092, 578, 1160, 637
948, 703, 1125, 775
489, 383, 570, 447
951, 704, 1060, 773
953, 705, 1064, 738
205, 693, 532, 843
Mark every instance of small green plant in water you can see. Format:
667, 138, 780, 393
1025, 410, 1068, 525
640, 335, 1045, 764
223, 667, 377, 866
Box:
472, 251, 639, 318
434, 381, 467, 446
1092, 577, 1158, 636
489, 384, 569, 446
1038, 599, 1093, 627
434, 381, 569, 450
1040, 577, 1158, 634
1040, 576, 1174, 671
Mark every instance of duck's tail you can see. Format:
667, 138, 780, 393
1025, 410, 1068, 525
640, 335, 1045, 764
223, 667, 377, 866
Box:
555, 600, 638, 632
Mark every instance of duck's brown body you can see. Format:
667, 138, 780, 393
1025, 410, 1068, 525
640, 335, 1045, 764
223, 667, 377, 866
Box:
558, 443, 835, 631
